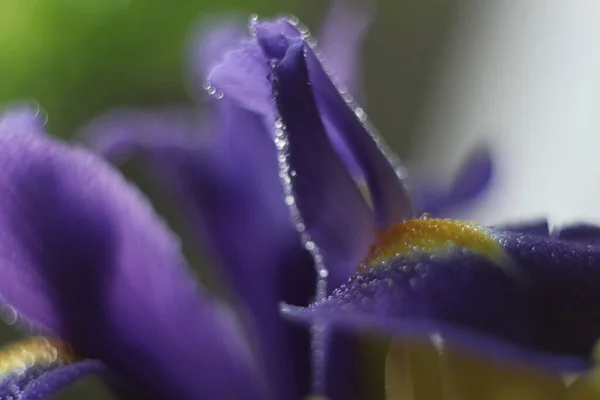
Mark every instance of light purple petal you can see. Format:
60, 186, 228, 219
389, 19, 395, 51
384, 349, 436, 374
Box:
0, 104, 47, 136
186, 15, 247, 96
78, 106, 202, 163
207, 39, 273, 116
318, 1, 374, 97
0, 110, 267, 399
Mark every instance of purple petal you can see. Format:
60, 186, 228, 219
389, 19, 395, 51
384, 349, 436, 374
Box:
78, 106, 202, 163
557, 224, 600, 245
0, 111, 267, 399
207, 39, 273, 116
186, 15, 247, 96
284, 226, 600, 372
271, 40, 375, 291
305, 44, 413, 227
2, 361, 103, 400
499, 219, 550, 236
0, 104, 47, 136
0, 338, 103, 400
413, 147, 493, 217
318, 1, 374, 97
82, 101, 314, 400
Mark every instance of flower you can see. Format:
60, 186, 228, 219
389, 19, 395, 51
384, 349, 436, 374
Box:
259, 14, 600, 392
0, 6, 495, 400
80, 4, 493, 399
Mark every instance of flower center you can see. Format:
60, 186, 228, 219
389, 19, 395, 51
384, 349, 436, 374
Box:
361, 214, 507, 269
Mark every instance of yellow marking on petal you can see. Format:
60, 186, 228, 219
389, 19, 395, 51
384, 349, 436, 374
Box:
386, 339, 568, 400
0, 337, 76, 379
361, 215, 507, 270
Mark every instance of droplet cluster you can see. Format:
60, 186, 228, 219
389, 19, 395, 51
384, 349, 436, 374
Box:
361, 215, 506, 270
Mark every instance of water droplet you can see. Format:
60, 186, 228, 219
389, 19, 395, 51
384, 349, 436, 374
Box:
0, 305, 18, 325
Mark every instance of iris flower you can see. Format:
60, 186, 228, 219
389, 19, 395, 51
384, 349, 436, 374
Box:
0, 6, 500, 400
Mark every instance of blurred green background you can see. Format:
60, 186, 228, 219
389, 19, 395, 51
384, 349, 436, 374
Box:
0, 0, 462, 398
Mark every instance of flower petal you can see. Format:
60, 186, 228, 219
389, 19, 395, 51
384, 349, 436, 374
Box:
270, 40, 375, 290
186, 16, 247, 96
78, 106, 202, 163
499, 220, 550, 236
82, 101, 314, 400
284, 225, 600, 371
207, 39, 273, 116
413, 147, 493, 216
558, 224, 600, 246
0, 110, 267, 399
305, 45, 413, 227
0, 338, 103, 400
318, 1, 373, 97
0, 104, 46, 136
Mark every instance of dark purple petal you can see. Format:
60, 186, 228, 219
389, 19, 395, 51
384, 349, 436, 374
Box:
318, 1, 373, 97
82, 101, 314, 400
0, 338, 103, 400
557, 224, 600, 245
413, 147, 493, 217
498, 220, 550, 236
0, 113, 267, 399
271, 41, 375, 291
305, 45, 413, 227
284, 226, 600, 372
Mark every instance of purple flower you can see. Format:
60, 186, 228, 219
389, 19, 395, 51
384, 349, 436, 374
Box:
78, 4, 493, 399
263, 30, 600, 375
0, 6, 495, 400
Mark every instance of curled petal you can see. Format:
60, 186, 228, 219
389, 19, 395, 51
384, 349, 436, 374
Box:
270, 40, 375, 290
305, 47, 413, 227
284, 226, 600, 372
414, 147, 494, 216
207, 39, 273, 116
0, 110, 267, 399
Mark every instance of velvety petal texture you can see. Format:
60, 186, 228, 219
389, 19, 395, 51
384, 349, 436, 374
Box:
0, 338, 103, 400
0, 109, 266, 399
284, 220, 600, 372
